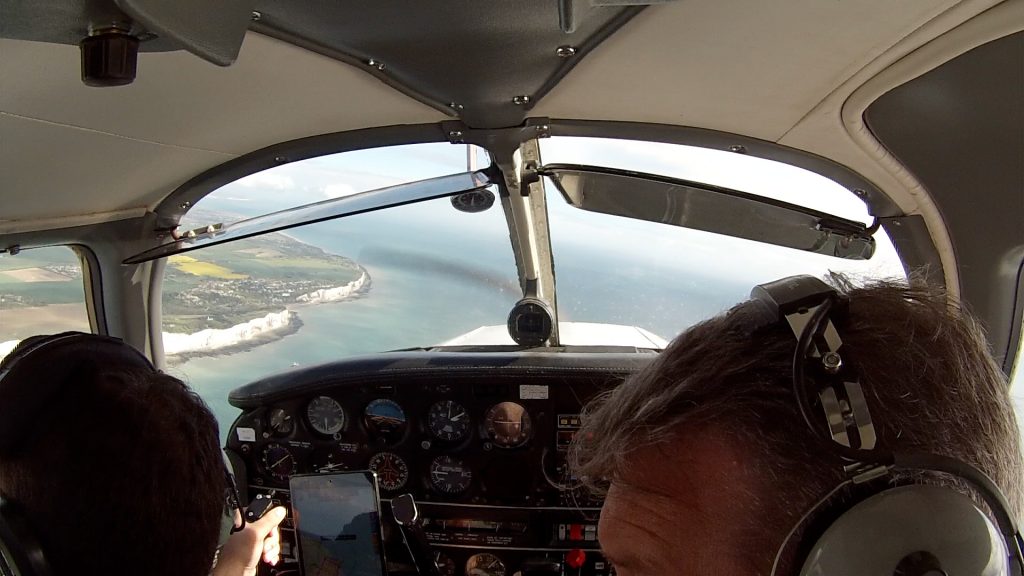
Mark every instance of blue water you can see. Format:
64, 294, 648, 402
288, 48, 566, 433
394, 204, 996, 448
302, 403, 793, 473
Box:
170, 206, 755, 441
171, 194, 908, 441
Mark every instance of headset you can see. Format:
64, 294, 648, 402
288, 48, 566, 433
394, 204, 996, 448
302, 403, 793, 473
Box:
749, 276, 1024, 576
0, 332, 244, 576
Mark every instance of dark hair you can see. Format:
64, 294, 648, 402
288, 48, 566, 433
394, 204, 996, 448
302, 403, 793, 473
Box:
571, 277, 1022, 568
0, 365, 226, 576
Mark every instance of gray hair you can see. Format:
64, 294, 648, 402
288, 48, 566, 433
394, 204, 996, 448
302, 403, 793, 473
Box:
571, 276, 1023, 562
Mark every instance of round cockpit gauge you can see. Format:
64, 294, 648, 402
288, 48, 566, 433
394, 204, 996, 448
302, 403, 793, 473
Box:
259, 443, 296, 482
267, 407, 294, 436
368, 452, 409, 492
364, 399, 407, 439
465, 553, 506, 576
482, 402, 532, 448
311, 449, 346, 474
427, 399, 471, 442
428, 455, 473, 495
433, 551, 456, 576
307, 396, 346, 436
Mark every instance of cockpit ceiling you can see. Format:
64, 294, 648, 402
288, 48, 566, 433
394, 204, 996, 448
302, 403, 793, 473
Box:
0, 0, 1012, 225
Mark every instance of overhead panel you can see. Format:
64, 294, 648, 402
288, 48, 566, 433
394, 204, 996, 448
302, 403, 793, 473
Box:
533, 0, 954, 141
250, 0, 646, 128
0, 0, 180, 51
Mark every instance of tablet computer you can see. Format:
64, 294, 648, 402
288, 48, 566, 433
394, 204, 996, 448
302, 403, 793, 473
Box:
289, 471, 387, 576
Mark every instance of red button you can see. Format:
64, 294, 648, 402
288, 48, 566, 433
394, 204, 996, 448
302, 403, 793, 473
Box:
566, 549, 587, 569
569, 524, 583, 541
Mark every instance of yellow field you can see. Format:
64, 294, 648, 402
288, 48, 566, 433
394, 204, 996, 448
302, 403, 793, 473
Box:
169, 255, 247, 279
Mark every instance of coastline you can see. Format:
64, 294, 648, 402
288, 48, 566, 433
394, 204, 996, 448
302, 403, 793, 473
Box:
163, 309, 303, 364
295, 270, 370, 305
0, 256, 370, 364
164, 268, 370, 363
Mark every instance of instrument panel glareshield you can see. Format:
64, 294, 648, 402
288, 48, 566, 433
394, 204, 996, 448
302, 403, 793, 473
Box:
225, 352, 650, 575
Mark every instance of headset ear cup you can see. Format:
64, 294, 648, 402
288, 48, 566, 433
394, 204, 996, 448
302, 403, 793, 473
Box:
0, 499, 51, 576
800, 485, 1009, 576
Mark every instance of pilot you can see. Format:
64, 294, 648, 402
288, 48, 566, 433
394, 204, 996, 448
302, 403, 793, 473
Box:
0, 332, 286, 576
571, 277, 1023, 575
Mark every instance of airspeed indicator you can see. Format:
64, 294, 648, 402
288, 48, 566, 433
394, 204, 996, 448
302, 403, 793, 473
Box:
307, 396, 346, 436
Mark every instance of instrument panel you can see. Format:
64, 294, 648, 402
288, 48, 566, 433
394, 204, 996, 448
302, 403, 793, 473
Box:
224, 351, 653, 576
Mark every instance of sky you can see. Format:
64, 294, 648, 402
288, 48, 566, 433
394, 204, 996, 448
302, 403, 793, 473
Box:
3, 136, 1020, 397
205, 137, 905, 282
197, 136, 1022, 397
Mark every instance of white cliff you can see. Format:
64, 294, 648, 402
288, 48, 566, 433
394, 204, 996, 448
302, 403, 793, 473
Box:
163, 309, 298, 357
296, 272, 367, 304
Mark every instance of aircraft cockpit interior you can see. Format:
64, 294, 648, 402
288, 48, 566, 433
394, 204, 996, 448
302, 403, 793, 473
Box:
1, 1, 1022, 575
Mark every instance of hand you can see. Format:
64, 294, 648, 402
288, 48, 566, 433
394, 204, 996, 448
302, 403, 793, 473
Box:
213, 506, 287, 576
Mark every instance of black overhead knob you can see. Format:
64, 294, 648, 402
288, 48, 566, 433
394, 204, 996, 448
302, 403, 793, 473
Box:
80, 31, 139, 87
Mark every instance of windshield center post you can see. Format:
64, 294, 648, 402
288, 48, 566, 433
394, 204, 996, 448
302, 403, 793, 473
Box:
496, 136, 560, 346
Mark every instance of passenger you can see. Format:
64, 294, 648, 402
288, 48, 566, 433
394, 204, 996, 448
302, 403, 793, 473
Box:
0, 333, 286, 576
571, 277, 1023, 575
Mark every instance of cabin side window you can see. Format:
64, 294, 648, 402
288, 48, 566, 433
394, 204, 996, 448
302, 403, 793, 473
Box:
0, 246, 91, 360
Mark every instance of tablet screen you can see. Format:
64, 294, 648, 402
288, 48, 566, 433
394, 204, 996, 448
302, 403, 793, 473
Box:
289, 471, 386, 576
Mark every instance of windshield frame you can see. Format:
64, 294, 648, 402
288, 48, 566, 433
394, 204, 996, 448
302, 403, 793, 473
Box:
145, 119, 942, 368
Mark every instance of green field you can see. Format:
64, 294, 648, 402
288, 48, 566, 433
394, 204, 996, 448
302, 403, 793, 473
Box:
162, 232, 363, 333
0, 231, 364, 335
0, 247, 85, 307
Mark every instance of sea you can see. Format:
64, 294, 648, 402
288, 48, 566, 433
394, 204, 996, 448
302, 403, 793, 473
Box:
165, 197, 1024, 444
168, 199, 759, 441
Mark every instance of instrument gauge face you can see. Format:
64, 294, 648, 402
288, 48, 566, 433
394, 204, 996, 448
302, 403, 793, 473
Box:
433, 551, 456, 576
259, 443, 296, 482
311, 449, 347, 474
465, 553, 506, 576
429, 455, 473, 495
368, 451, 409, 492
267, 407, 294, 436
427, 399, 470, 442
306, 396, 346, 436
482, 402, 532, 448
364, 398, 407, 440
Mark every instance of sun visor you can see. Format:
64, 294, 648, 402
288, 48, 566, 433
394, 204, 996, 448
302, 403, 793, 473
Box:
124, 169, 494, 265
543, 164, 876, 260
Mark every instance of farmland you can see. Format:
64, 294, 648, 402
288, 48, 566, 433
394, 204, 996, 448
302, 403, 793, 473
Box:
162, 232, 365, 333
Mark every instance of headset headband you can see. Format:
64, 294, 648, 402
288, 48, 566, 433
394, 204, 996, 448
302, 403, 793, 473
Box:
753, 276, 1024, 575
0, 332, 154, 458
0, 332, 246, 538
751, 276, 883, 468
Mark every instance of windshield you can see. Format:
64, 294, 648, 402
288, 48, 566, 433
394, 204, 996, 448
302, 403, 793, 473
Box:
164, 139, 907, 436
541, 137, 905, 340
163, 144, 519, 435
